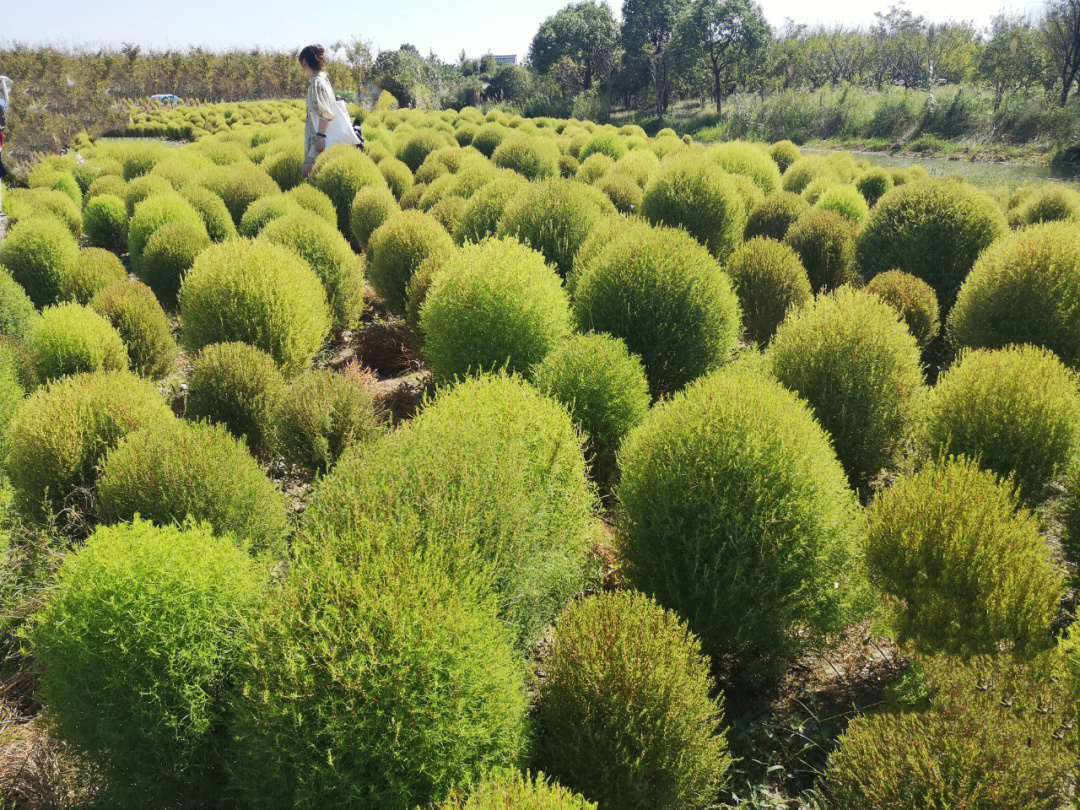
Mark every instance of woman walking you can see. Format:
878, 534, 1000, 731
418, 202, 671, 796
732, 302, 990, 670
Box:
299, 45, 336, 180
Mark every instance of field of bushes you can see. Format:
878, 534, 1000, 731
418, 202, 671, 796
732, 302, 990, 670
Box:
1, 99, 1080, 808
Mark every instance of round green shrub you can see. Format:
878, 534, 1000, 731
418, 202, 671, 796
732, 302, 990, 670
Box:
725, 237, 812, 345
598, 171, 642, 214
781, 156, 830, 194
743, 191, 811, 241
377, 156, 415, 201
784, 209, 858, 292
82, 194, 128, 253
237, 194, 302, 238
217, 163, 280, 227
538, 591, 731, 810
579, 130, 628, 162
866, 269, 941, 347
128, 194, 208, 272
230, 547, 527, 810
497, 178, 613, 278
124, 174, 175, 217
438, 770, 595, 810
533, 332, 650, 491
180, 185, 238, 243
769, 287, 924, 482
286, 183, 337, 228
865, 458, 1063, 656
185, 342, 286, 459
367, 211, 455, 316
922, 345, 1080, 503
61, 247, 127, 304
98, 420, 289, 552
309, 147, 389, 233
28, 302, 129, 382
262, 147, 304, 191
559, 153, 580, 178
816, 654, 1075, 809
815, 184, 870, 223
91, 280, 178, 379
471, 122, 509, 157
573, 223, 741, 398
0, 216, 79, 308
709, 141, 782, 194
179, 240, 331, 374
0, 271, 38, 340
1007, 184, 1080, 228
492, 135, 560, 181
641, 154, 745, 261
28, 519, 260, 807
420, 239, 571, 382
577, 153, 614, 185
769, 140, 801, 173
139, 221, 212, 309
301, 372, 596, 649
855, 167, 893, 206
0, 354, 26, 459
453, 174, 526, 246
617, 363, 864, 663
24, 189, 82, 237
6, 371, 171, 520
948, 222, 1080, 367
260, 211, 365, 332
729, 173, 766, 216
273, 368, 383, 475
397, 128, 451, 172
348, 185, 400, 252
85, 174, 126, 203
855, 179, 1008, 308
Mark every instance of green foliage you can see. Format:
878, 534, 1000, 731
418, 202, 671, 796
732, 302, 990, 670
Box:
260, 210, 365, 332
229, 549, 528, 810
309, 146, 389, 233
743, 190, 811, 241
301, 372, 597, 649
1007, 185, 1080, 228
286, 183, 338, 228
769, 140, 801, 173
82, 194, 128, 253
708, 141, 782, 194
420, 239, 571, 382
91, 280, 178, 379
179, 239, 331, 374
377, 156, 415, 201
6, 371, 171, 520
598, 172, 643, 214
492, 135, 561, 180
769, 287, 924, 482
397, 128, 451, 172
640, 153, 746, 261
497, 178, 614, 278
453, 174, 527, 245
865, 458, 1062, 656
948, 222, 1080, 368
471, 123, 509, 157
854, 167, 893, 206
866, 269, 941, 347
59, 247, 126, 305
0, 271, 38, 340
725, 237, 812, 345
185, 342, 286, 459
180, 185, 239, 243
367, 211, 455, 316
573, 222, 741, 398
98, 420, 289, 552
28, 519, 260, 807
348, 185, 400, 252
438, 770, 596, 810
237, 194, 302, 238
533, 332, 650, 491
922, 345, 1080, 503
815, 184, 870, 223
855, 179, 1008, 307
816, 654, 1076, 809
124, 174, 175, 216
139, 220, 212, 309
273, 368, 384, 475
215, 163, 280, 227
579, 130, 628, 162
28, 302, 129, 382
0, 215, 79, 308
538, 592, 731, 810
617, 363, 865, 664
783, 209, 858, 292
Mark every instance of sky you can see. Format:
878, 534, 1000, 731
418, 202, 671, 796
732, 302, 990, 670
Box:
1, 0, 1048, 66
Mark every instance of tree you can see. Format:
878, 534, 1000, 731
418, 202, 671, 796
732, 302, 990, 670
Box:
622, 0, 691, 118
530, 1, 619, 90
680, 0, 772, 111
870, 3, 929, 89
1043, 0, 1080, 105
332, 38, 374, 101
979, 15, 1048, 108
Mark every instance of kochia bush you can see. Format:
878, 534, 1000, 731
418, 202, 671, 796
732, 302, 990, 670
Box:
743, 191, 810, 241
725, 237, 812, 345
128, 194, 208, 272
708, 140, 781, 194
866, 269, 941, 347
61, 247, 127, 304
492, 134, 560, 180
82, 194, 128, 253
367, 211, 455, 316
139, 220, 212, 309
783, 209, 858, 293
28, 302, 129, 382
438, 771, 595, 810
0, 215, 79, 308
91, 280, 178, 379
309, 146, 388, 233
348, 185, 400, 252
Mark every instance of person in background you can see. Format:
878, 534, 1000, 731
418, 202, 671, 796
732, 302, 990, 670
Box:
299, 45, 335, 180
0, 76, 10, 210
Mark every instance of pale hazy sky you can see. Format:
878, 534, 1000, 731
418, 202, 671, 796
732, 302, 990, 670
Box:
2, 0, 1045, 64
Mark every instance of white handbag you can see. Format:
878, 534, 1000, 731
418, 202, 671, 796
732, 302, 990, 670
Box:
323, 99, 361, 148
